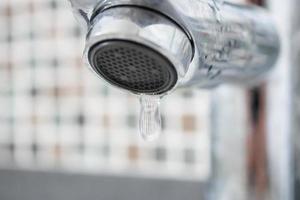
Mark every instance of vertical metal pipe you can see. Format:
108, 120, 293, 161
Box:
266, 0, 294, 199
244, 0, 270, 198
210, 0, 292, 199
210, 85, 249, 200
290, 0, 300, 199
292, 33, 300, 200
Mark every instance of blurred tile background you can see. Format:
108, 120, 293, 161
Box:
0, 0, 211, 180
1, 0, 300, 199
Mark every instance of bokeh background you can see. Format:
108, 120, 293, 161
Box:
0, 0, 211, 180
0, 0, 299, 200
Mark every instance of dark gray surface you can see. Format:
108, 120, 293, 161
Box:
0, 169, 205, 200
296, 181, 300, 200
292, 2, 300, 200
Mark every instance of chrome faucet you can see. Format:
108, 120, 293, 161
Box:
69, 0, 279, 95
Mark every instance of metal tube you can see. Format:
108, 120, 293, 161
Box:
69, 0, 280, 95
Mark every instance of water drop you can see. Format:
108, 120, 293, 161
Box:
139, 95, 162, 141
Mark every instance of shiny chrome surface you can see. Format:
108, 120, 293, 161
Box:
69, 0, 280, 94
84, 7, 193, 94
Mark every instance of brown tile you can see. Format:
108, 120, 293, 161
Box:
60, 86, 82, 96
182, 114, 197, 132
128, 145, 139, 162
4, 5, 12, 17
77, 82, 85, 96
75, 56, 84, 69
102, 114, 110, 129
46, 87, 82, 96
53, 144, 62, 158
28, 1, 35, 13
50, 25, 57, 38
6, 62, 13, 74
31, 114, 38, 125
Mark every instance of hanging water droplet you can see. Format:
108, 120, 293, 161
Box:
139, 95, 162, 141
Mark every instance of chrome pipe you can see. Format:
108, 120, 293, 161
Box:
69, 0, 279, 95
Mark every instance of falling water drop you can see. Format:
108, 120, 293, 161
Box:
139, 95, 162, 141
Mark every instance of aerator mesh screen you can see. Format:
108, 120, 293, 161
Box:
88, 40, 177, 94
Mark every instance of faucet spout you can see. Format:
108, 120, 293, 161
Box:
69, 0, 280, 95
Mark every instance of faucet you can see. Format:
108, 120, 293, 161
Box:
68, 0, 279, 96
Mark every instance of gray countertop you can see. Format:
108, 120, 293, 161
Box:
0, 169, 206, 200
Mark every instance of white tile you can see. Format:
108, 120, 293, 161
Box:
57, 65, 80, 87
0, 123, 11, 145
57, 96, 80, 119
0, 43, 8, 65
13, 94, 33, 119
36, 146, 58, 167
58, 123, 80, 147
32, 9, 54, 37
11, 40, 31, 66
14, 120, 34, 146
0, 147, 13, 166
34, 65, 56, 89
83, 127, 105, 147
14, 146, 35, 167
13, 67, 32, 92
11, 12, 30, 38
35, 95, 56, 118
36, 122, 57, 146
32, 39, 56, 63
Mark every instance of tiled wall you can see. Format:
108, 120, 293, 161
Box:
0, 0, 211, 180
